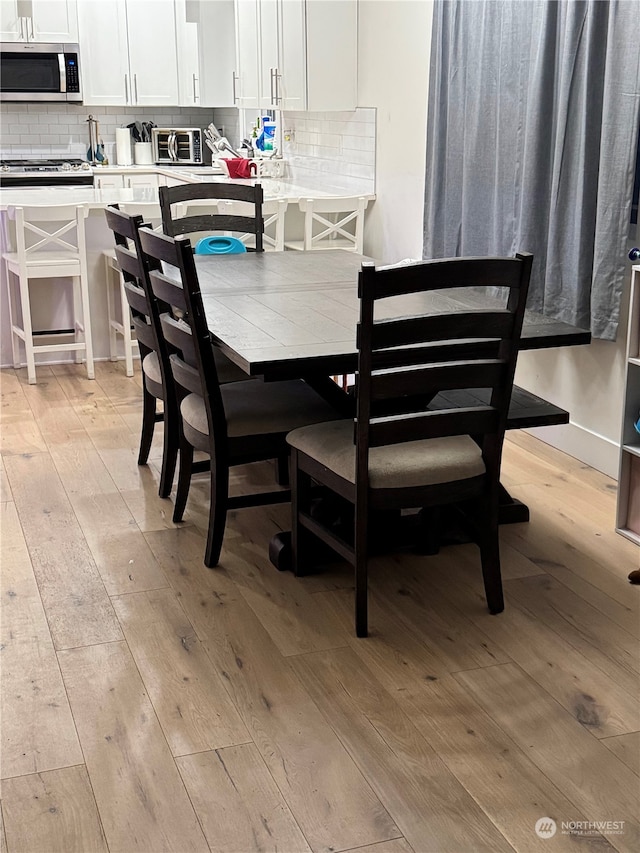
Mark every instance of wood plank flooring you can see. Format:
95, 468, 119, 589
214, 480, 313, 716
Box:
1, 361, 638, 853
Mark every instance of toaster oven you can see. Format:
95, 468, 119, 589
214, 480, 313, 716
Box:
151, 128, 204, 165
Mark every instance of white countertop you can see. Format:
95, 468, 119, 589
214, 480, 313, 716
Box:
0, 182, 375, 210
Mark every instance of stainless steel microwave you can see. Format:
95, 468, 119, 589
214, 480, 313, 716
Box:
152, 128, 205, 165
0, 43, 82, 102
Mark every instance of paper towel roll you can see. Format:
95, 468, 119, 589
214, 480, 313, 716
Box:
116, 127, 132, 165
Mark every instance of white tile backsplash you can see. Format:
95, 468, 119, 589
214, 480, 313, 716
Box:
0, 103, 239, 162
0, 103, 374, 194
282, 108, 376, 194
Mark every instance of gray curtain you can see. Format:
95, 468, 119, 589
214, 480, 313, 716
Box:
423, 0, 640, 339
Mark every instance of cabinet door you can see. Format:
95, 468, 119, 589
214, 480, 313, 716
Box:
235, 0, 260, 110
125, 173, 159, 189
305, 0, 356, 111
198, 0, 236, 107
126, 0, 179, 106
0, 1, 26, 41
258, 0, 278, 108
78, 0, 130, 106
30, 0, 78, 42
175, 0, 200, 106
278, 0, 306, 110
95, 174, 125, 189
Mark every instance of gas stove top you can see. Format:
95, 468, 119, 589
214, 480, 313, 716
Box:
0, 159, 94, 186
0, 158, 92, 172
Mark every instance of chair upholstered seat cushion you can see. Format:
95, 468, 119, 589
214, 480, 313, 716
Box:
287, 419, 486, 489
142, 351, 161, 384
180, 379, 341, 440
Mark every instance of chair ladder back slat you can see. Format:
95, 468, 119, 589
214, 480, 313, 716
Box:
367, 310, 515, 351
131, 315, 155, 351
367, 257, 527, 300
147, 269, 188, 314
168, 352, 202, 397
370, 339, 501, 369
368, 406, 500, 447
370, 360, 508, 402
122, 279, 150, 319
115, 244, 146, 284
161, 313, 197, 367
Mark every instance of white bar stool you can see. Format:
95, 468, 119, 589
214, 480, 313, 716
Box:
103, 202, 163, 377
3, 204, 94, 385
220, 198, 289, 251
285, 196, 368, 254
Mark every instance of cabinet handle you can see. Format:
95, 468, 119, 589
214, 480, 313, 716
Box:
273, 68, 281, 105
19, 16, 25, 39
124, 74, 129, 104
269, 67, 275, 105
28, 16, 33, 40
58, 53, 66, 92
192, 74, 199, 103
232, 71, 238, 104
133, 74, 138, 103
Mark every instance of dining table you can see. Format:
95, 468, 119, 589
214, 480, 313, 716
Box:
190, 249, 591, 568
193, 249, 590, 374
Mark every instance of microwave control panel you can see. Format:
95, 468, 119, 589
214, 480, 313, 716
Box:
193, 132, 202, 163
65, 54, 80, 93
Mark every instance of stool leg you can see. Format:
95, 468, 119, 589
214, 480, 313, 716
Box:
73, 275, 82, 364
119, 272, 134, 378
5, 266, 21, 369
105, 255, 118, 362
18, 272, 36, 384
79, 271, 95, 380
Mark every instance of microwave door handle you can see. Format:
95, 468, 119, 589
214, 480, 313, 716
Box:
58, 54, 66, 92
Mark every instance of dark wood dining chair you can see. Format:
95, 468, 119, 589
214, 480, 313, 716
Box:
137, 226, 341, 568
105, 205, 179, 498
159, 182, 264, 252
286, 254, 533, 637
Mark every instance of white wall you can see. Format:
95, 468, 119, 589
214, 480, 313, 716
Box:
359, 0, 628, 477
357, 0, 432, 264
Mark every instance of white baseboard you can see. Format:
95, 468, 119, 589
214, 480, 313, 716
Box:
524, 421, 620, 479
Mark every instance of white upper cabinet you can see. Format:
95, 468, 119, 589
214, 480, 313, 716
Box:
78, 0, 179, 106
126, 0, 179, 105
234, 0, 260, 109
235, 0, 357, 113
196, 0, 237, 108
304, 0, 356, 111
78, 0, 129, 105
1, 0, 78, 42
175, 0, 201, 106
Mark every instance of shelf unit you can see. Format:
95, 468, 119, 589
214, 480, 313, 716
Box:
616, 264, 640, 544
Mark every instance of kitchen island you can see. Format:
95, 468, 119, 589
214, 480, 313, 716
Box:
0, 180, 375, 369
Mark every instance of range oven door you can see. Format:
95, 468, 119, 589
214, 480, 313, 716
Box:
0, 173, 94, 188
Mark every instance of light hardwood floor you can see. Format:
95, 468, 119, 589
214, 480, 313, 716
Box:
1, 361, 639, 853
